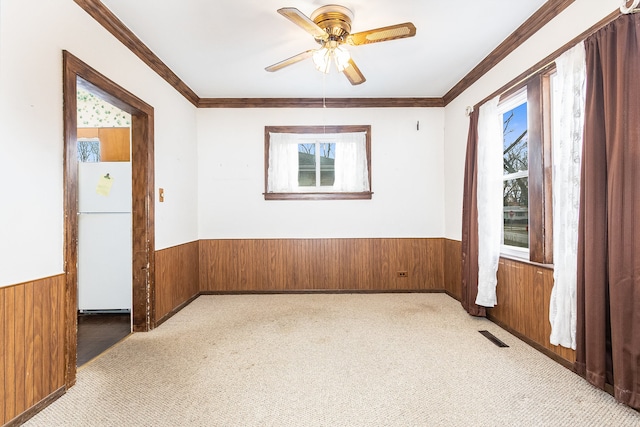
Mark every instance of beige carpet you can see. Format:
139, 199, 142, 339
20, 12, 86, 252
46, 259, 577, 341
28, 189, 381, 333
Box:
24, 293, 640, 426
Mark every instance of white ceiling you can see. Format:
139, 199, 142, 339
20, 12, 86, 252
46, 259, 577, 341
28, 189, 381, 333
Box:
100, 0, 548, 99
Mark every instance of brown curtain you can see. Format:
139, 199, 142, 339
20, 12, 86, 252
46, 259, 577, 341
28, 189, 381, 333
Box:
461, 109, 486, 317
576, 13, 640, 409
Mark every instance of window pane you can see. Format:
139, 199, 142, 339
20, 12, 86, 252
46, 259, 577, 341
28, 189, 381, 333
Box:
298, 143, 316, 187
78, 139, 101, 162
503, 177, 529, 248
503, 102, 528, 175
320, 143, 335, 186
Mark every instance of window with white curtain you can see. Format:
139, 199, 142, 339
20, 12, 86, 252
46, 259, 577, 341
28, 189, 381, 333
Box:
264, 125, 372, 200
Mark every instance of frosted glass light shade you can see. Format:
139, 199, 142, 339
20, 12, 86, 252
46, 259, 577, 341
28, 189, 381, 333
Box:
312, 45, 351, 74
333, 46, 351, 71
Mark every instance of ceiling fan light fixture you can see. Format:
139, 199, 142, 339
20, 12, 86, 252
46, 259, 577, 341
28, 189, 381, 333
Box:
268, 5, 416, 85
312, 45, 351, 74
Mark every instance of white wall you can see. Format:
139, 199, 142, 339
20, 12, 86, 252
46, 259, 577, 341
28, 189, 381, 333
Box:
0, 0, 198, 287
197, 108, 445, 239
442, 0, 621, 241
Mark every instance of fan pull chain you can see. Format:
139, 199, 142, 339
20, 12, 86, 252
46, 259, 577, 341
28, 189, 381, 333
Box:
322, 71, 327, 109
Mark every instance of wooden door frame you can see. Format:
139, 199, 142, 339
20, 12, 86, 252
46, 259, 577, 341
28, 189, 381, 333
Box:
62, 51, 155, 387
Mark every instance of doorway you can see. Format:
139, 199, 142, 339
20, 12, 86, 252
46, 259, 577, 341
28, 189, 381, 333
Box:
63, 51, 155, 387
76, 89, 133, 366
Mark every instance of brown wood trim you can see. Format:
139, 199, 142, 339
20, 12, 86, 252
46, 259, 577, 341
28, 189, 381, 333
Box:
499, 254, 553, 270
200, 289, 447, 295
264, 192, 373, 201
198, 97, 444, 108
527, 74, 545, 264
4, 386, 66, 427
541, 72, 554, 265
472, 9, 621, 110
443, 0, 576, 105
62, 52, 79, 390
63, 51, 155, 389
266, 125, 370, 133
72, 0, 199, 107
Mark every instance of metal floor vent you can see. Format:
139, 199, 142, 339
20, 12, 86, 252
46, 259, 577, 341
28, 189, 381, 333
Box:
479, 330, 509, 348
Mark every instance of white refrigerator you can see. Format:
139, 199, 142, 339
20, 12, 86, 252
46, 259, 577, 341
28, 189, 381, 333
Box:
77, 161, 132, 312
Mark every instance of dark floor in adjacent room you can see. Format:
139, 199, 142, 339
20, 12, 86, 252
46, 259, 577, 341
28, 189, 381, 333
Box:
77, 313, 131, 367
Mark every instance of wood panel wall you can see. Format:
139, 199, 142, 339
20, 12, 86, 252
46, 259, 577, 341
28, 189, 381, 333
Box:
199, 238, 444, 292
441, 240, 575, 365
154, 242, 200, 324
443, 239, 462, 300
488, 258, 575, 364
1, 275, 65, 426
77, 127, 130, 161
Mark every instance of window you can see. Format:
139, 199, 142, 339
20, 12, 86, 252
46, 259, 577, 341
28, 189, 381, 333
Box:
77, 138, 101, 162
500, 90, 529, 255
298, 142, 335, 188
264, 125, 372, 200
497, 69, 554, 264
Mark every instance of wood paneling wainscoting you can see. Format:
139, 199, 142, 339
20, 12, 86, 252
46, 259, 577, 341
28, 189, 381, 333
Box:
199, 238, 445, 292
1, 275, 65, 427
443, 239, 462, 300
441, 238, 575, 366
155, 242, 200, 325
488, 258, 575, 365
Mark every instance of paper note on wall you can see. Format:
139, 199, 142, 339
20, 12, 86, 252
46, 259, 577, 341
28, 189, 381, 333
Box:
96, 174, 114, 196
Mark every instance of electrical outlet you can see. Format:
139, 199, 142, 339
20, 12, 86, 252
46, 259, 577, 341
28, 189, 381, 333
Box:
398, 271, 408, 278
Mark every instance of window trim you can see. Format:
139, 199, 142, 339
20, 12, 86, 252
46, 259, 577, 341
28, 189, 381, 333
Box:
264, 125, 372, 201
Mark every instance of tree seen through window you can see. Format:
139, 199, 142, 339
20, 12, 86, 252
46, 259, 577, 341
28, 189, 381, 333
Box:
502, 101, 529, 248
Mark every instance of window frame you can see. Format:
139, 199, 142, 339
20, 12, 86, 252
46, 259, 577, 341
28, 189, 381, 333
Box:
264, 125, 372, 201
498, 67, 554, 264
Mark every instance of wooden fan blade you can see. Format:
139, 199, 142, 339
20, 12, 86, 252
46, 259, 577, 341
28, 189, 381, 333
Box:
265, 50, 315, 72
347, 22, 416, 46
343, 59, 366, 85
277, 7, 328, 41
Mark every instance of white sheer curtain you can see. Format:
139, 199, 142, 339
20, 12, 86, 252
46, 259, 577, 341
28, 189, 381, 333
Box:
267, 132, 299, 192
549, 43, 586, 350
268, 131, 368, 193
476, 97, 502, 307
333, 132, 369, 192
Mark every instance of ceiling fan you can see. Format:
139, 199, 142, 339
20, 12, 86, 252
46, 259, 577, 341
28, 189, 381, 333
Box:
265, 4, 417, 85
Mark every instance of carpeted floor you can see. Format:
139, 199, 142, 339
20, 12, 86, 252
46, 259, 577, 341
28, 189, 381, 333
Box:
24, 293, 640, 426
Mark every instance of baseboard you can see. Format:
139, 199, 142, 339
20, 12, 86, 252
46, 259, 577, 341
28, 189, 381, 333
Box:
443, 289, 461, 301
486, 313, 575, 372
199, 289, 447, 295
154, 292, 200, 328
4, 386, 66, 427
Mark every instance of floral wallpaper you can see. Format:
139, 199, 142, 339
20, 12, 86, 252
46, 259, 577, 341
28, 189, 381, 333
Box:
77, 89, 131, 127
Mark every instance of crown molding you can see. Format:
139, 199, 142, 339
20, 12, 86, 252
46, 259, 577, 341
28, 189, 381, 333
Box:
442, 0, 576, 105
197, 97, 444, 108
73, 0, 200, 107
76, 0, 574, 109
